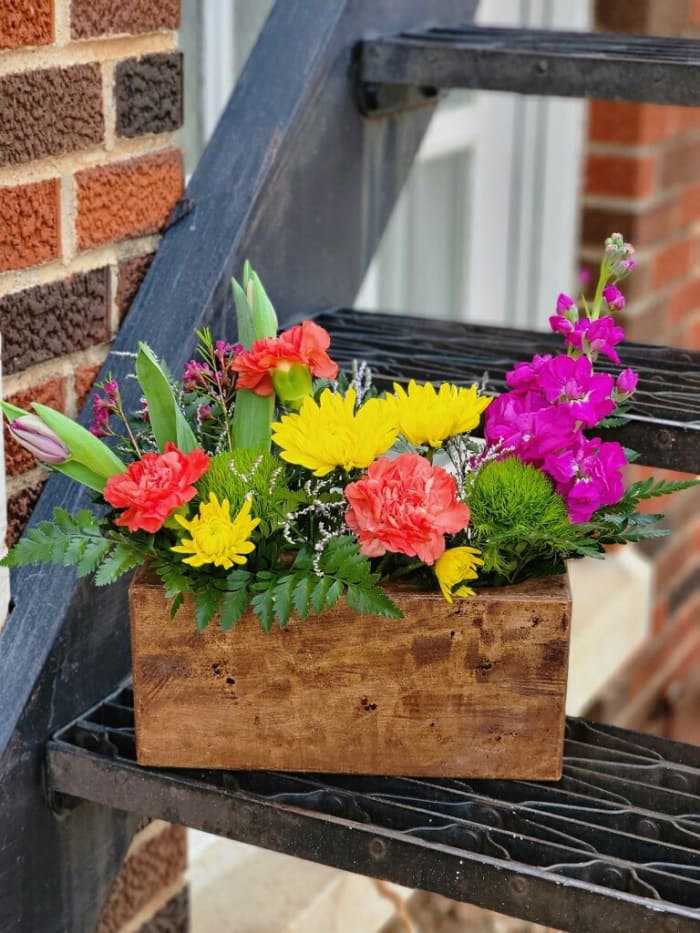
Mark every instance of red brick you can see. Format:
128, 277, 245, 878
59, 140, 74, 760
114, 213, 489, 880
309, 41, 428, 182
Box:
4, 377, 67, 476
581, 198, 679, 250
683, 310, 700, 349
585, 153, 656, 199
661, 138, 700, 189
650, 237, 694, 289
691, 0, 700, 26
588, 100, 675, 145
71, 0, 179, 39
679, 183, 700, 227
76, 149, 183, 251
75, 364, 102, 412
0, 0, 53, 49
0, 180, 60, 272
668, 276, 700, 324
652, 598, 669, 635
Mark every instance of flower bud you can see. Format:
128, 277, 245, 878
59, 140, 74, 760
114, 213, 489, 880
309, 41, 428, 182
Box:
616, 368, 638, 396
603, 284, 625, 311
271, 363, 313, 409
9, 414, 69, 464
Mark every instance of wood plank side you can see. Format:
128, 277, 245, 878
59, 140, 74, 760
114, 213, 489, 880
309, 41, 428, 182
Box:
130, 572, 571, 779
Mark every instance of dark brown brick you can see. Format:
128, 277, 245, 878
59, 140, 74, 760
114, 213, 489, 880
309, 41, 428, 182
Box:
97, 824, 187, 933
140, 888, 189, 933
0, 64, 103, 167
0, 179, 61, 272
115, 52, 183, 139
71, 0, 179, 39
76, 149, 183, 250
116, 252, 154, 320
7, 480, 45, 548
0, 0, 53, 49
0, 268, 110, 375
4, 377, 67, 476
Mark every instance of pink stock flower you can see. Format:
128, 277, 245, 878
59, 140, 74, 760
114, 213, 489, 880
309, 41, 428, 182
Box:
565, 316, 625, 363
505, 354, 553, 392
483, 392, 578, 465
556, 293, 576, 314
344, 452, 470, 565
616, 368, 638, 397
183, 360, 212, 391
537, 355, 615, 426
602, 284, 625, 310
549, 314, 575, 336
545, 437, 627, 523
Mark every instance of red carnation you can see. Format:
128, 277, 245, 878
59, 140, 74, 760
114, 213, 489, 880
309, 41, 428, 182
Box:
104, 443, 210, 534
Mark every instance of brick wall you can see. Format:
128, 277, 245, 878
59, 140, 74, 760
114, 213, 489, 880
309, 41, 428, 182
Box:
0, 1, 188, 930
580, 0, 700, 742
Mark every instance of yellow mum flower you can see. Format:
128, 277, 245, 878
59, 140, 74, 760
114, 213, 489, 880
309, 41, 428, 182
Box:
172, 494, 259, 569
434, 546, 484, 603
391, 380, 492, 447
271, 388, 399, 476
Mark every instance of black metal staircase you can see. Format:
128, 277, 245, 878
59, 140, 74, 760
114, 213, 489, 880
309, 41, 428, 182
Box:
1, 4, 699, 931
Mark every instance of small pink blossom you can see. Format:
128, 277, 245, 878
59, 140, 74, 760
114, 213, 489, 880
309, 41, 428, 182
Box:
556, 293, 576, 314
505, 354, 553, 392
483, 392, 578, 465
602, 284, 625, 310
549, 314, 576, 337
566, 316, 625, 364
615, 368, 638, 397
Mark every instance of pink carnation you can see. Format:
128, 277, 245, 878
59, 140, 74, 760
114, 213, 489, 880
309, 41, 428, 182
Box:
344, 453, 470, 565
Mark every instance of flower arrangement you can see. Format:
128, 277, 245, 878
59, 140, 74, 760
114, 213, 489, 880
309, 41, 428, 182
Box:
2, 241, 696, 632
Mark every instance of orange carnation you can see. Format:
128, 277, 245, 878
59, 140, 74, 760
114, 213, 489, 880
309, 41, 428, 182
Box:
232, 320, 338, 396
345, 453, 470, 565
104, 442, 210, 534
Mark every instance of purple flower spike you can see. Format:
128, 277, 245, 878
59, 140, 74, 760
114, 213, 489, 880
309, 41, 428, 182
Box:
9, 414, 69, 464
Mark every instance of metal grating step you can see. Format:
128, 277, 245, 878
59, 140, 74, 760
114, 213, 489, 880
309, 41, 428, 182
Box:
47, 682, 700, 933
314, 309, 700, 474
358, 27, 700, 110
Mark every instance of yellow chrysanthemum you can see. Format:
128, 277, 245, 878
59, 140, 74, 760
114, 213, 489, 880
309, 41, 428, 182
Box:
391, 380, 492, 448
271, 388, 398, 476
434, 546, 484, 603
172, 494, 259, 569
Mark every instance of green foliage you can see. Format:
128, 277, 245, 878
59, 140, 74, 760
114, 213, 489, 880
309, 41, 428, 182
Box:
196, 449, 301, 536
467, 458, 584, 584
0, 507, 144, 585
135, 342, 198, 453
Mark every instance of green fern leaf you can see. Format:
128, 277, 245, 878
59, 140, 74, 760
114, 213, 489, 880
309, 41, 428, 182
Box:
291, 574, 312, 620
272, 576, 294, 627
194, 588, 222, 632
219, 587, 251, 631
76, 538, 111, 577
169, 592, 184, 619
325, 579, 344, 610
94, 544, 143, 586
251, 588, 275, 633
310, 576, 331, 614
346, 582, 403, 618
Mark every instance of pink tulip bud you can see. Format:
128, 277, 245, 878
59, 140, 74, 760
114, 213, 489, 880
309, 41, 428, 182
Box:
8, 414, 69, 464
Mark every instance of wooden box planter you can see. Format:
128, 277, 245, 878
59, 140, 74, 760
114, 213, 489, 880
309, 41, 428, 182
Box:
129, 569, 571, 779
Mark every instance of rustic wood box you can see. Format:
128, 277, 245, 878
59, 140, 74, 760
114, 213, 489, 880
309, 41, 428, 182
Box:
129, 569, 571, 779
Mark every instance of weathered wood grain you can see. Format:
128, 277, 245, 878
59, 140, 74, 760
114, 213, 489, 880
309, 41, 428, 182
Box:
130, 571, 571, 779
